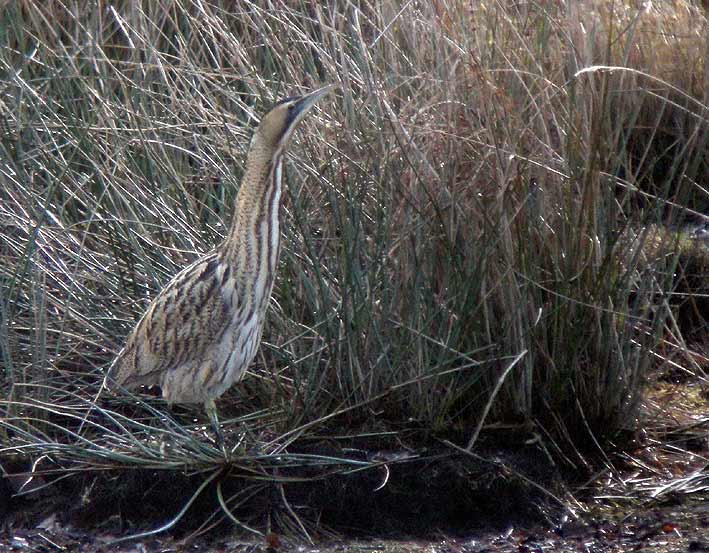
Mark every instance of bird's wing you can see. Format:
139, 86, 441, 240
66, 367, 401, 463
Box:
106, 252, 231, 390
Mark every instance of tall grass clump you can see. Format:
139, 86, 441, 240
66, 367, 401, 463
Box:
1, 0, 706, 525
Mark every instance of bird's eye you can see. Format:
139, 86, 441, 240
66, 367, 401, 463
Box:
284, 104, 298, 127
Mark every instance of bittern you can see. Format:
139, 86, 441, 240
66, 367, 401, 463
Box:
105, 85, 336, 448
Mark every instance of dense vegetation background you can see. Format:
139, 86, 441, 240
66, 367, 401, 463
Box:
1, 0, 706, 540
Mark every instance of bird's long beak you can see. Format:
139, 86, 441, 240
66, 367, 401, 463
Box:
288, 84, 338, 130
294, 84, 338, 116
275, 84, 338, 147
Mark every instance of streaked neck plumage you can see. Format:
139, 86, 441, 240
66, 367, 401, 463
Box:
222, 136, 285, 305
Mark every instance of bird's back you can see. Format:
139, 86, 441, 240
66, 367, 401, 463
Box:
106, 251, 264, 404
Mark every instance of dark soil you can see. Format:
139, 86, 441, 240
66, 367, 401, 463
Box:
1, 498, 707, 552
2, 433, 707, 553
1, 439, 561, 537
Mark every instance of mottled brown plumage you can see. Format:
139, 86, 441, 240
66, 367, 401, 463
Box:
105, 85, 335, 445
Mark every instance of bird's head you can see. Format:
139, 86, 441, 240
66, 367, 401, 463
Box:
254, 84, 336, 151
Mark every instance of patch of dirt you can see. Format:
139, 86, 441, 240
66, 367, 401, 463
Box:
1, 439, 563, 540
1, 498, 707, 552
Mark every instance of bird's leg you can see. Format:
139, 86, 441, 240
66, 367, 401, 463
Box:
205, 398, 228, 458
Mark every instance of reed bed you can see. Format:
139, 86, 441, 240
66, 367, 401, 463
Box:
1, 0, 706, 536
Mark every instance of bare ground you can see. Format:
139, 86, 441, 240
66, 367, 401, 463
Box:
2, 432, 706, 553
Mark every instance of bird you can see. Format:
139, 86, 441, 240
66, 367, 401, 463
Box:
105, 85, 336, 448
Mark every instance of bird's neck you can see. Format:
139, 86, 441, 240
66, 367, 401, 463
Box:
222, 144, 284, 300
